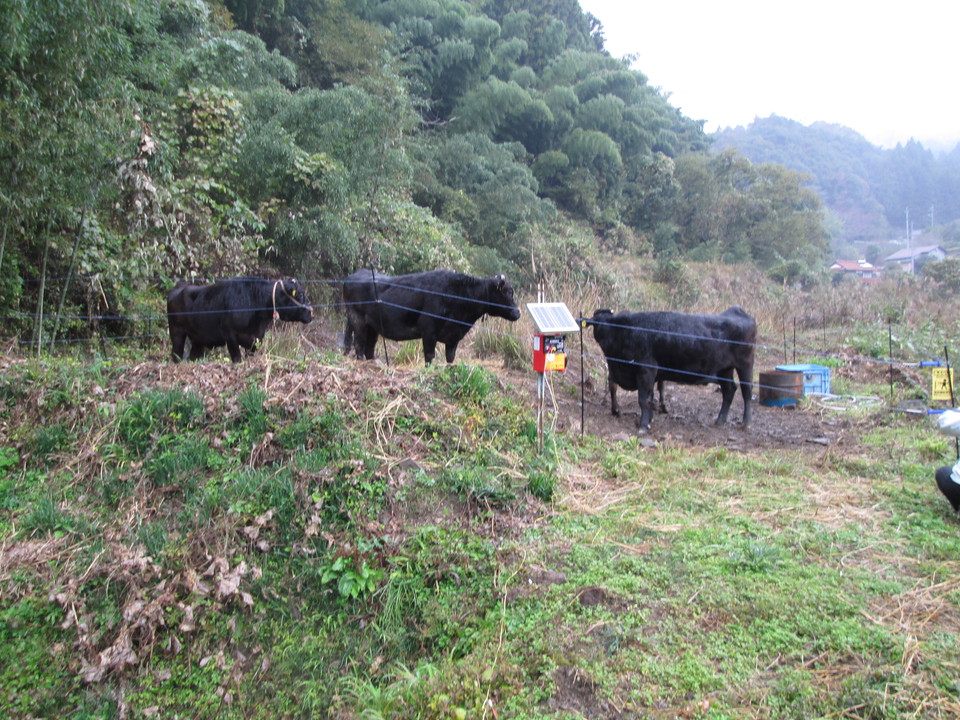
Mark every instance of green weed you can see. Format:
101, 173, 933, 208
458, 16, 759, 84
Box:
424, 363, 496, 405
137, 520, 168, 557
144, 434, 211, 490
30, 422, 72, 458
238, 385, 269, 438
472, 326, 527, 369
21, 495, 74, 537
0, 596, 89, 716
527, 469, 556, 501
725, 539, 783, 574
117, 388, 205, 454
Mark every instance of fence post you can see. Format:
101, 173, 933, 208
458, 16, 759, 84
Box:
888, 319, 894, 401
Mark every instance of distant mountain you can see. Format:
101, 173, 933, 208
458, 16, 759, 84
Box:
713, 116, 960, 246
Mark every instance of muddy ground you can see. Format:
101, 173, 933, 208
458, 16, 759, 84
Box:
552, 375, 853, 451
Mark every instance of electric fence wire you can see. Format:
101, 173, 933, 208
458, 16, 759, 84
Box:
4, 275, 955, 416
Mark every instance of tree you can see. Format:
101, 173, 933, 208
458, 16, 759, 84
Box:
453, 78, 553, 153
669, 150, 828, 268
0, 0, 144, 338
414, 132, 556, 262
237, 81, 418, 276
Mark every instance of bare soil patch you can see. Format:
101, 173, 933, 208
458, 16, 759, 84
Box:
498, 356, 862, 453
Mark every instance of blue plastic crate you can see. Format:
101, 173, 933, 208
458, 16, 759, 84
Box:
776, 363, 831, 395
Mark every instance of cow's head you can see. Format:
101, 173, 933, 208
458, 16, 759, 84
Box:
582, 309, 616, 340
584, 308, 614, 326
488, 274, 521, 321
274, 278, 314, 324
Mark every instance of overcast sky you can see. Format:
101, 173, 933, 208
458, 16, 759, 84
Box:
577, 0, 959, 150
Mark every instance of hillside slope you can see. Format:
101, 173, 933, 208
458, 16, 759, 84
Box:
714, 115, 960, 247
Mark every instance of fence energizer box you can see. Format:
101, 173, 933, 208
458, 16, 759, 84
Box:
527, 302, 580, 373
533, 334, 567, 372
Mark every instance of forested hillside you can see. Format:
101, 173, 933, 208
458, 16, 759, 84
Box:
714, 115, 960, 249
1, 0, 836, 348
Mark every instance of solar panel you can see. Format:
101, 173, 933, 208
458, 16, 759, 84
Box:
526, 302, 580, 334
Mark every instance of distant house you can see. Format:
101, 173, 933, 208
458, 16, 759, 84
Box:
884, 244, 947, 273
830, 259, 881, 280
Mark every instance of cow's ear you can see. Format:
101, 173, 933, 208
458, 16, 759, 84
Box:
496, 274, 506, 289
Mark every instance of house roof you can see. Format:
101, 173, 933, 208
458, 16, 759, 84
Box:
885, 244, 946, 262
831, 259, 879, 272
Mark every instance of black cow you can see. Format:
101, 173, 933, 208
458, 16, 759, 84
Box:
342, 269, 521, 365
587, 306, 757, 432
167, 277, 313, 363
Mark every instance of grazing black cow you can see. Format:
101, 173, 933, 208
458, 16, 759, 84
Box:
586, 306, 757, 432
167, 277, 313, 363
342, 269, 521, 364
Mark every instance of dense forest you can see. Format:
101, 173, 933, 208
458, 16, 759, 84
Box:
3, 0, 835, 348
714, 116, 960, 251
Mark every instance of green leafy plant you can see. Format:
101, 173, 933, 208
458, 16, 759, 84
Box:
527, 469, 556, 502
0, 447, 19, 479
471, 326, 527, 369
320, 555, 384, 599
137, 520, 168, 557
427, 363, 496, 406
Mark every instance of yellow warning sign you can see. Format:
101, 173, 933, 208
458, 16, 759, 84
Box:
932, 368, 955, 401
544, 352, 566, 372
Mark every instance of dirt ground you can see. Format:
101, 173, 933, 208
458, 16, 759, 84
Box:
545, 369, 857, 451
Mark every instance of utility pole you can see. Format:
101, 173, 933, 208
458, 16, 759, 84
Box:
906, 207, 914, 274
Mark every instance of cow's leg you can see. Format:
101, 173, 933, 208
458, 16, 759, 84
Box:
343, 318, 354, 356
170, 327, 186, 363
225, 333, 243, 363
714, 369, 737, 425
361, 329, 378, 360
738, 364, 753, 427
657, 380, 668, 414
609, 379, 620, 416
635, 369, 657, 431
237, 332, 258, 356
349, 323, 366, 359
422, 336, 438, 365
444, 341, 459, 364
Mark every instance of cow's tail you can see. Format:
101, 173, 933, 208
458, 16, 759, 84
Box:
343, 316, 354, 355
